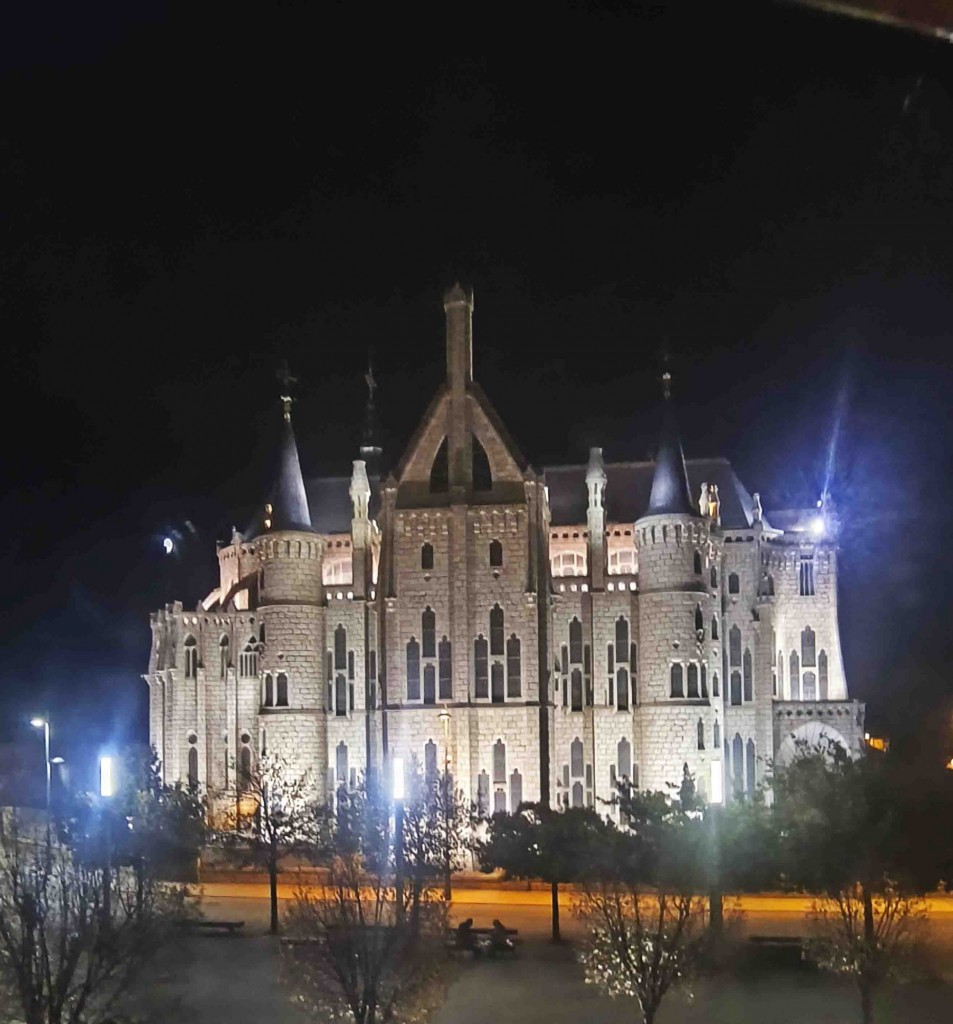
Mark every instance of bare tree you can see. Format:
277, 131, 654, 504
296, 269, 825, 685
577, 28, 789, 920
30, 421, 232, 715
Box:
0, 810, 186, 1024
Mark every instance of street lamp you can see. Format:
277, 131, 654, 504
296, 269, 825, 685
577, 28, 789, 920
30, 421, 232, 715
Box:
99, 754, 116, 929
29, 716, 51, 810
393, 756, 405, 927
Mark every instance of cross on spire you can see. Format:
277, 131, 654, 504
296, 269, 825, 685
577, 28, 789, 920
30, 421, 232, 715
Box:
276, 359, 298, 421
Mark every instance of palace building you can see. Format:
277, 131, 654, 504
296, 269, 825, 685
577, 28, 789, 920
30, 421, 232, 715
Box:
146, 284, 865, 815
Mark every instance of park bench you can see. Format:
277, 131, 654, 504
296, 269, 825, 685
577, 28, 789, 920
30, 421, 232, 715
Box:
748, 934, 804, 968
186, 919, 246, 935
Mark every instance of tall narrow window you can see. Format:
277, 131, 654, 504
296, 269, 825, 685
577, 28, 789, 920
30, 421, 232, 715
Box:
572, 782, 583, 808
617, 738, 632, 780
712, 671, 720, 698
336, 741, 348, 783
711, 566, 718, 589
490, 605, 504, 656
425, 739, 437, 779
263, 673, 274, 707
489, 540, 503, 567
240, 745, 251, 790
219, 635, 230, 678
615, 618, 629, 661
728, 572, 740, 594
493, 740, 506, 784
406, 638, 420, 700
743, 649, 753, 702
571, 669, 583, 711
240, 638, 259, 677
799, 555, 815, 596
789, 651, 800, 700
474, 636, 488, 698
729, 625, 741, 666
732, 734, 744, 798
801, 626, 816, 667
571, 738, 584, 777
617, 668, 629, 711
569, 617, 583, 664
423, 664, 436, 704
697, 718, 705, 750
438, 638, 452, 700
506, 635, 521, 698
802, 671, 816, 701
184, 635, 197, 679
730, 671, 742, 706
687, 663, 699, 699
693, 550, 702, 574
491, 663, 504, 704
188, 744, 198, 791
711, 617, 719, 640
607, 644, 615, 674
334, 625, 347, 670
335, 675, 347, 716
713, 720, 721, 749
477, 771, 489, 816
746, 738, 756, 795
670, 663, 684, 698
818, 650, 829, 700
509, 769, 522, 811
694, 605, 703, 634
422, 608, 436, 658
348, 651, 355, 681
421, 542, 434, 570
701, 664, 708, 698
277, 673, 288, 706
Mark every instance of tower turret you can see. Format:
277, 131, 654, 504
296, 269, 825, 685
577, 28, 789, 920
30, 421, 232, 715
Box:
586, 446, 607, 590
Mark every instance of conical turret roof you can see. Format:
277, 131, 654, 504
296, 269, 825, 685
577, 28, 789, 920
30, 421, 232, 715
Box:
645, 396, 695, 517
264, 402, 315, 533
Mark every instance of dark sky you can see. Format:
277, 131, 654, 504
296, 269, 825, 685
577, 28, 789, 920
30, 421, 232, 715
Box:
2, 2, 951, 771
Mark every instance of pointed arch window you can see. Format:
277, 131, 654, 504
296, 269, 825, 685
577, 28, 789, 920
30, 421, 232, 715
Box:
438, 637, 452, 700
694, 605, 704, 634
421, 543, 434, 570
490, 605, 504, 656
406, 638, 420, 701
693, 550, 702, 574
187, 736, 198, 791
239, 744, 252, 791
711, 566, 718, 589
801, 626, 816, 668
743, 649, 753, 702
506, 635, 521, 698
184, 635, 198, 679
489, 540, 503, 568
730, 671, 742, 706
423, 664, 436, 704
571, 738, 584, 777
569, 617, 583, 664
728, 572, 740, 595
477, 771, 489, 816
617, 668, 629, 711
510, 769, 522, 811
571, 669, 583, 712
818, 650, 829, 700
670, 663, 684, 698
789, 651, 800, 700
732, 733, 744, 798
336, 741, 349, 785
803, 671, 816, 701
493, 740, 506, 784
422, 607, 436, 658
697, 718, 705, 750
687, 663, 699, 699
263, 673, 274, 707
219, 635, 230, 678
701, 664, 708, 698
474, 636, 488, 699
491, 663, 504, 704
276, 672, 288, 707
615, 618, 629, 661
334, 625, 347, 671
617, 738, 631, 780
712, 671, 720, 698
572, 781, 583, 808
335, 675, 347, 716
713, 720, 721, 749
711, 617, 719, 640
729, 625, 741, 666
746, 738, 756, 795
425, 739, 437, 779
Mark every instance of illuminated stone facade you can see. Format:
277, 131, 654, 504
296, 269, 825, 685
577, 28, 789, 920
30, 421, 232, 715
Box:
145, 285, 865, 815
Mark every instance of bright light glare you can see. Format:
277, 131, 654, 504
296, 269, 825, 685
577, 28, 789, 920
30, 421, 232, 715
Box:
100, 755, 115, 798
163, 537, 174, 554
808, 516, 825, 539
392, 756, 405, 802
30, 717, 45, 729
710, 760, 724, 805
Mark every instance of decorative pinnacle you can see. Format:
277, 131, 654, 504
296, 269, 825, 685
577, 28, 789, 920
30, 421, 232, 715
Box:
276, 359, 298, 422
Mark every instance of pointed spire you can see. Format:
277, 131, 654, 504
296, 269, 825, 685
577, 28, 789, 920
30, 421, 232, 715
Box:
360, 350, 383, 475
646, 370, 695, 517
262, 364, 314, 534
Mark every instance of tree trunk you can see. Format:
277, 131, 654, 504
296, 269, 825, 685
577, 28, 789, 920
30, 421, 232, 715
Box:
860, 886, 875, 1024
550, 881, 561, 943
269, 847, 279, 935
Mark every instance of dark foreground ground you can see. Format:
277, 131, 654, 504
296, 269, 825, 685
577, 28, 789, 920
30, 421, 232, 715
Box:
138, 916, 953, 1024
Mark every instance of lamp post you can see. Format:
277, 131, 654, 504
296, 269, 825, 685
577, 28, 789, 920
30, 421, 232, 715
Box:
393, 756, 405, 927
29, 716, 51, 811
438, 706, 453, 900
100, 755, 116, 931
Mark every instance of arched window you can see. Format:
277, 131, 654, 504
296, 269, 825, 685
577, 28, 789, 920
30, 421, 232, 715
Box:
746, 738, 756, 795
572, 781, 583, 808
617, 668, 629, 711
695, 605, 704, 634
713, 720, 721, 749
730, 670, 742, 706
439, 637, 452, 699
687, 663, 699, 699
425, 739, 437, 779
818, 650, 829, 700
617, 738, 631, 780
423, 664, 436, 704
421, 543, 434, 570
276, 672, 288, 707
571, 669, 583, 711
732, 734, 744, 798
491, 663, 504, 704
569, 617, 583, 663
493, 740, 506, 784
711, 566, 718, 589
422, 607, 436, 658
729, 625, 741, 666
712, 671, 720, 698
219, 635, 230, 678
693, 550, 702, 574
472, 435, 493, 492
506, 635, 521, 698
184, 635, 198, 679
801, 626, 816, 668
263, 673, 274, 707
711, 617, 719, 640
615, 618, 629, 661
477, 771, 489, 816
239, 744, 252, 791
490, 605, 504, 656
697, 718, 705, 750
701, 664, 708, 698
335, 675, 347, 716
789, 651, 800, 700
489, 540, 503, 567
743, 649, 753, 702
430, 437, 449, 493
336, 742, 348, 784
239, 638, 259, 677
728, 572, 740, 595
188, 742, 198, 791
406, 639, 420, 700
571, 738, 584, 777
510, 770, 523, 811
334, 625, 347, 670
474, 636, 488, 698
670, 663, 684, 698
762, 573, 775, 596
803, 671, 816, 701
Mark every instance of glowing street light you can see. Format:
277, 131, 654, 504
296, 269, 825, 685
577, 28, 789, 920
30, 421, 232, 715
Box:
29, 716, 51, 810
99, 755, 116, 798
163, 537, 175, 555
808, 516, 826, 539
709, 759, 724, 806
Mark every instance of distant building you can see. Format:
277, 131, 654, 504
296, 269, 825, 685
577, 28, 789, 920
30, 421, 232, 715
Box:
145, 285, 865, 815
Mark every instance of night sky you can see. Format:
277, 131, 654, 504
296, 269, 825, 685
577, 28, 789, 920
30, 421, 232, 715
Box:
3, 3, 952, 774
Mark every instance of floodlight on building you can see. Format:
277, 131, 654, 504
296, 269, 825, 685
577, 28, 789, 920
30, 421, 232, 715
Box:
99, 755, 116, 798
709, 760, 724, 805
163, 537, 174, 554
392, 756, 405, 802
808, 516, 826, 539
